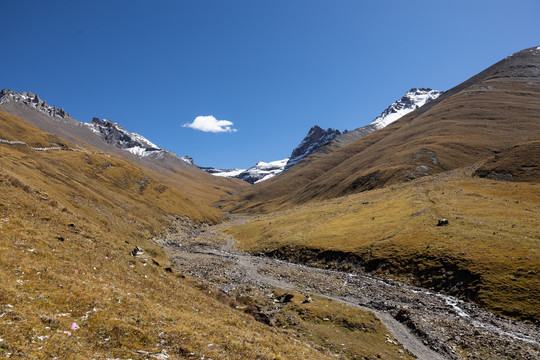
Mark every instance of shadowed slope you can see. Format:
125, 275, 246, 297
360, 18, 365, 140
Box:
474, 133, 540, 182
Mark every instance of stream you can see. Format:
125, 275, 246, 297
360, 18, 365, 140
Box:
155, 218, 540, 360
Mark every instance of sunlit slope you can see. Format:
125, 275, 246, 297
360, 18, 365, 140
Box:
0, 111, 346, 358
0, 101, 250, 207
226, 170, 540, 321
0, 110, 223, 225
223, 47, 540, 213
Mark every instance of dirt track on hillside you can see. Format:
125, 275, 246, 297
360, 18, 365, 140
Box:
155, 217, 539, 360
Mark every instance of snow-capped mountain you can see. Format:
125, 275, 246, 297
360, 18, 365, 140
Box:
240, 158, 289, 184
332, 88, 443, 148
285, 126, 342, 169
85, 117, 192, 164
86, 118, 194, 164
0, 89, 194, 166
201, 125, 341, 184
86, 117, 162, 157
199, 167, 246, 178
0, 89, 70, 119
202, 158, 289, 184
370, 88, 443, 130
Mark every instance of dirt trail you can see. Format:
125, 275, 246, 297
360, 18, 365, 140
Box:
156, 217, 540, 360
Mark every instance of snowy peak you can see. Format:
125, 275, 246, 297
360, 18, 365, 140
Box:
86, 117, 161, 156
0, 89, 71, 119
285, 125, 342, 169
0, 89, 194, 167
84, 117, 193, 164
200, 167, 245, 178
242, 158, 289, 184
370, 88, 443, 129
203, 125, 341, 183
201, 125, 342, 183
201, 158, 289, 184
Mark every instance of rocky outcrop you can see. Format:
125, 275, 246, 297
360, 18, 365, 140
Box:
0, 89, 70, 119
86, 117, 193, 164
87, 117, 161, 155
285, 126, 342, 169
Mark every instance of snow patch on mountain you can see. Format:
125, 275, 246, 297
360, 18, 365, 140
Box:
250, 159, 289, 183
202, 158, 289, 184
370, 88, 443, 130
85, 117, 192, 164
0, 89, 195, 167
199, 167, 246, 178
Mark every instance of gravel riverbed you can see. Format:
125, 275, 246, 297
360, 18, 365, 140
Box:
155, 218, 539, 360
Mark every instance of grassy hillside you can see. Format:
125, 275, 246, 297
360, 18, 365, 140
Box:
0, 111, 412, 359
226, 170, 540, 322
0, 112, 314, 358
222, 48, 540, 213
474, 133, 540, 182
0, 100, 251, 208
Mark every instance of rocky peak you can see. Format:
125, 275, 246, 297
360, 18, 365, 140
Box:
86, 117, 162, 155
285, 125, 342, 169
0, 89, 71, 119
85, 117, 194, 165
489, 46, 540, 80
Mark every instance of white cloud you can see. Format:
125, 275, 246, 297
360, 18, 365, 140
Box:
183, 115, 237, 133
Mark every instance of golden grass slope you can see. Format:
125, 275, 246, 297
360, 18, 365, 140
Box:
226, 170, 540, 321
474, 133, 540, 182
0, 100, 251, 208
0, 110, 223, 226
0, 178, 332, 359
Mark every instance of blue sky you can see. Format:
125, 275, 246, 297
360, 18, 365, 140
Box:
2, 1, 539, 168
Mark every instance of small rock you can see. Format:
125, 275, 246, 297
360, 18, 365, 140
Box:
130, 246, 143, 256
436, 218, 449, 226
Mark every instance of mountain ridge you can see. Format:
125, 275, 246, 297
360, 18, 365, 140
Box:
0, 90, 198, 168
284, 125, 342, 170
330, 88, 443, 148
221, 46, 540, 213
86, 117, 194, 164
202, 88, 441, 183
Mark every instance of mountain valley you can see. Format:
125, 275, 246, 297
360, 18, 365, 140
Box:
1, 46, 539, 359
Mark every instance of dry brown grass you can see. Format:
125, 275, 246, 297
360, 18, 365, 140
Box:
233, 287, 414, 360
0, 187, 331, 359
226, 170, 540, 321
0, 112, 341, 359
